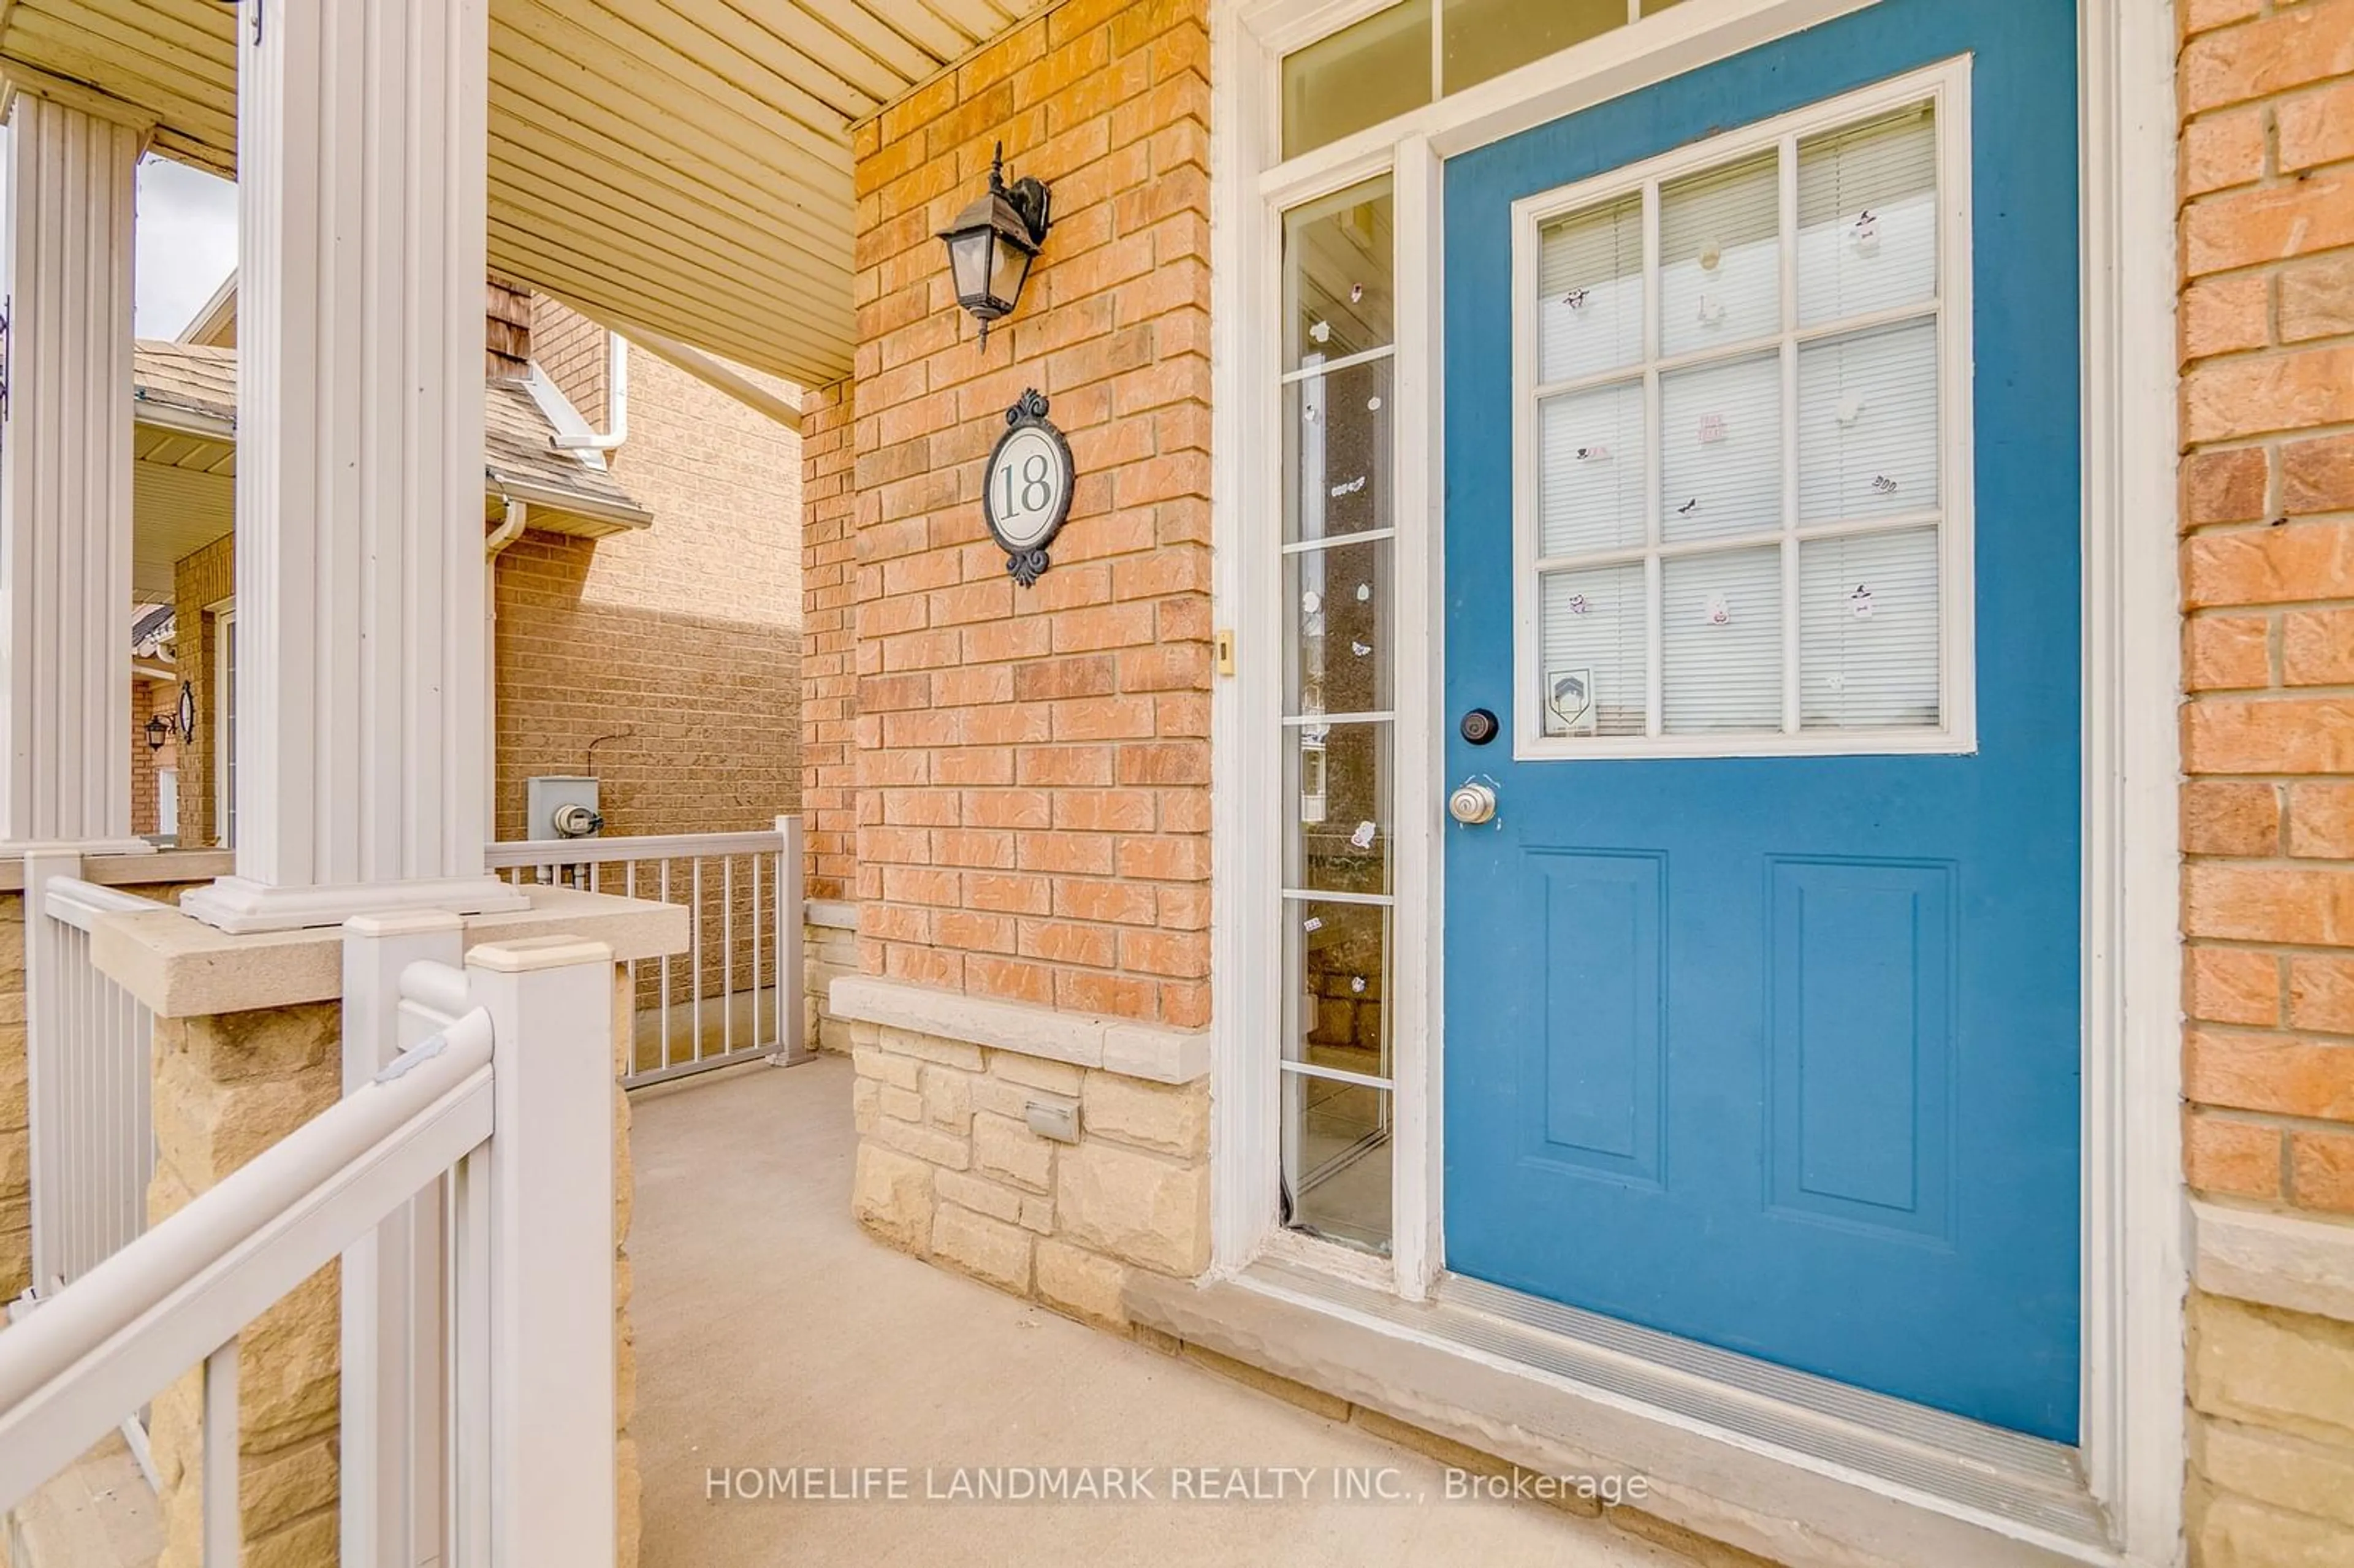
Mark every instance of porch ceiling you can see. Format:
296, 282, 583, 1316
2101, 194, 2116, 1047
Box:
4, 0, 1049, 387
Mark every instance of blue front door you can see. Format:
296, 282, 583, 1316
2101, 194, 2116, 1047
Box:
1441, 0, 2082, 1442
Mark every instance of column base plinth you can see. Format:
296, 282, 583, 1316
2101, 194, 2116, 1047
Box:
178, 873, 530, 934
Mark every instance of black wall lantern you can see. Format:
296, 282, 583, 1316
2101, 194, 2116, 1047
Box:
937, 142, 1051, 349
145, 713, 173, 752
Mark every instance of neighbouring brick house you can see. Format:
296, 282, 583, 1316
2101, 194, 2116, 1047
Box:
145, 281, 804, 851
789, 0, 2354, 1564
497, 298, 806, 845
0, 276, 811, 1304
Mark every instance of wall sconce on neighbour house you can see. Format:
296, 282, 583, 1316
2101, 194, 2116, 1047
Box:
145, 714, 173, 752
938, 143, 1052, 349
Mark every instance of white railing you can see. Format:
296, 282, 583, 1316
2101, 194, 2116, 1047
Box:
486, 815, 807, 1087
0, 929, 617, 1567
22, 852, 166, 1301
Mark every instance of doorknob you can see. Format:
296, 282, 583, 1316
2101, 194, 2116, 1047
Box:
1448, 779, 1498, 826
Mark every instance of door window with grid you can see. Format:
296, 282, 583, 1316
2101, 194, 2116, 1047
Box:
1515, 96, 1971, 757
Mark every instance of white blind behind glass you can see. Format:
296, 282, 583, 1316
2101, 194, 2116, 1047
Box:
1800, 527, 1940, 729
1661, 351, 1783, 543
1796, 318, 1938, 523
1797, 105, 1937, 325
1538, 196, 1644, 384
1540, 381, 1648, 556
1659, 151, 1780, 356
1662, 547, 1782, 732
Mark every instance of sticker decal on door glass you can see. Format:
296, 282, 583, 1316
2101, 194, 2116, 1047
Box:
1547, 668, 1597, 736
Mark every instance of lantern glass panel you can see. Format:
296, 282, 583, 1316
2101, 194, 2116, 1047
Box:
947, 228, 996, 310
988, 241, 1035, 315
989, 234, 1033, 313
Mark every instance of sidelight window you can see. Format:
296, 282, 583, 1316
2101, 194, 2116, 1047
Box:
1278, 178, 1398, 1255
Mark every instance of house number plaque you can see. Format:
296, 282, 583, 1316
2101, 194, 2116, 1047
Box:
983, 389, 1075, 588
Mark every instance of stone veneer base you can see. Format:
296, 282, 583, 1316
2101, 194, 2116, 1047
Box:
840, 1008, 1210, 1330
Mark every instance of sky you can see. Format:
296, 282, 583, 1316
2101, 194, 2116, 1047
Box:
0, 126, 240, 339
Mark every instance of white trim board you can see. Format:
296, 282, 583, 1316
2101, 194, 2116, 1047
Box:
1204, 1, 2185, 1563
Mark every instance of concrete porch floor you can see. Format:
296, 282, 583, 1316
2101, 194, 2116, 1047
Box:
630, 1056, 1698, 1568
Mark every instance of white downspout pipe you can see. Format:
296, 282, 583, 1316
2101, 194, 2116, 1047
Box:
550, 332, 628, 454
484, 497, 529, 559
484, 498, 527, 831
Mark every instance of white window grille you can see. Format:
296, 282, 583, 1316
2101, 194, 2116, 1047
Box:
1511, 80, 1976, 759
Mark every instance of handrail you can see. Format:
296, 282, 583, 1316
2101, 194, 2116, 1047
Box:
0, 1011, 495, 1512
484, 826, 785, 864
39, 875, 165, 934
484, 816, 809, 1084
400, 957, 473, 1022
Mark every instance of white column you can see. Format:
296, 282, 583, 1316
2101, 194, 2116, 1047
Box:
183, 0, 525, 932
0, 90, 150, 854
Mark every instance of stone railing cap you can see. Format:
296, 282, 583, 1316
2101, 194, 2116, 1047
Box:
94, 886, 687, 1018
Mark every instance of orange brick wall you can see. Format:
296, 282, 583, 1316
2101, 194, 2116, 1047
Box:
171, 535, 235, 848
2176, 0, 2354, 1216
2175, 13, 2354, 1558
831, 0, 1212, 1026
804, 381, 858, 901
129, 679, 178, 839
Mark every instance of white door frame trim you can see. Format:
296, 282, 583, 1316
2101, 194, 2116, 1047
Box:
1206, 0, 2183, 1561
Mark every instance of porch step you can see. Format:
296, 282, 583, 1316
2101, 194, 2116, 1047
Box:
1127, 1258, 2117, 1568
4, 1431, 162, 1568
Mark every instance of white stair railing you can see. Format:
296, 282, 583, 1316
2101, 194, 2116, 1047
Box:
0, 932, 617, 1568
22, 851, 165, 1300
486, 814, 807, 1086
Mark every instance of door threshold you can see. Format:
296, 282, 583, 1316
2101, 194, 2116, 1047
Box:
1126, 1255, 2122, 1568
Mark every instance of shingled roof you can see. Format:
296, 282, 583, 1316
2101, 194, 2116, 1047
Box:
131, 341, 652, 533
131, 341, 235, 427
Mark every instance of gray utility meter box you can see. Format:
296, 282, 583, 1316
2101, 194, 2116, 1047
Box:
527, 775, 603, 842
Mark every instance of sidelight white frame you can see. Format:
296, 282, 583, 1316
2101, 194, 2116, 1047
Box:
1208, 0, 2183, 1562
1506, 60, 1978, 761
